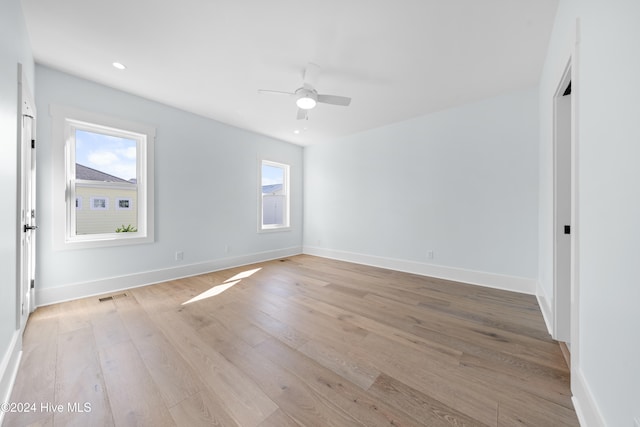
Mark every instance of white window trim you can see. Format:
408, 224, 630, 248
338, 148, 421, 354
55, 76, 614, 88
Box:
52, 105, 155, 250
258, 159, 291, 232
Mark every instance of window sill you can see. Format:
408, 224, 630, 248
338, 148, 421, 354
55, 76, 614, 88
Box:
59, 233, 153, 250
258, 226, 292, 234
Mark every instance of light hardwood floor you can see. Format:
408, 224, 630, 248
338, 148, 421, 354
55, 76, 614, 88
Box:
4, 255, 579, 426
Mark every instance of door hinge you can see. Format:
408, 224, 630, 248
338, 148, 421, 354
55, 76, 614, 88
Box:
31, 139, 35, 149
30, 279, 35, 289
564, 225, 571, 235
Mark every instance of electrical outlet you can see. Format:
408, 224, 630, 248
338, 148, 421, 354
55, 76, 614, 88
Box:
427, 250, 434, 260
175, 251, 184, 261
224, 245, 231, 254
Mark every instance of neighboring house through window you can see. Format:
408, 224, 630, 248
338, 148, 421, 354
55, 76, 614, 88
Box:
260, 160, 290, 231
52, 106, 155, 249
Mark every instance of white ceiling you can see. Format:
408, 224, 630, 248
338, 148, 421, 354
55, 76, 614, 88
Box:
21, 0, 558, 146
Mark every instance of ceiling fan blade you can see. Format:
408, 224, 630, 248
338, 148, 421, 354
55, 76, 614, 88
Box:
258, 89, 295, 96
302, 63, 321, 89
317, 94, 351, 106
296, 108, 308, 120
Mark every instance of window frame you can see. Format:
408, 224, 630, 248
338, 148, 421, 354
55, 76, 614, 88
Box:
52, 105, 155, 250
258, 159, 291, 232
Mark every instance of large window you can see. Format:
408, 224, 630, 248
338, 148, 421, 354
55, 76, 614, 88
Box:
52, 106, 154, 249
260, 160, 290, 231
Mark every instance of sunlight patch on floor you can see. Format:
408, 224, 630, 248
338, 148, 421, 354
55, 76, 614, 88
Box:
182, 267, 262, 305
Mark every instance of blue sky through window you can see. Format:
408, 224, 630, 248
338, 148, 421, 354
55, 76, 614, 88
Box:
262, 164, 284, 186
75, 130, 137, 181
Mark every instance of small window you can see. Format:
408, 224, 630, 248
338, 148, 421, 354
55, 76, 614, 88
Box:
259, 160, 290, 231
52, 106, 154, 249
90, 197, 109, 210
116, 198, 133, 210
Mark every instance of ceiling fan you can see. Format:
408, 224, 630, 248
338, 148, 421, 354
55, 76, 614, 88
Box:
258, 63, 351, 120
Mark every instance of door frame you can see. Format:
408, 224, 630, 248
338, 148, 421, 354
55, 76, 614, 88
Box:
551, 26, 581, 387
16, 63, 37, 333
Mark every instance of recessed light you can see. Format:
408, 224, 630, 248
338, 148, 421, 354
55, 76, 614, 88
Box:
293, 129, 300, 134
112, 62, 126, 70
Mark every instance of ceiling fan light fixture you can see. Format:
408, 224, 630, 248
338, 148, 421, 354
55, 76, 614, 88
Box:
259, 64, 350, 119
296, 96, 316, 110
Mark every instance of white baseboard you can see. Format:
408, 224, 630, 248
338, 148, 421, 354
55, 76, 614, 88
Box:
302, 246, 537, 295
536, 281, 554, 336
0, 331, 22, 426
572, 367, 606, 427
36, 246, 302, 306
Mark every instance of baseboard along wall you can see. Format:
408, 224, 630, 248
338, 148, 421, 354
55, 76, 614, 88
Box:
36, 246, 303, 306
572, 367, 607, 427
536, 281, 555, 336
303, 246, 537, 295
0, 331, 22, 426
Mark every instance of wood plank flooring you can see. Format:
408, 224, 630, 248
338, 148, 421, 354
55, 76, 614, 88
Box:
4, 255, 579, 426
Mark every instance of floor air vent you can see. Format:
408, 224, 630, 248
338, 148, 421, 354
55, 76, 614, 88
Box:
99, 293, 128, 302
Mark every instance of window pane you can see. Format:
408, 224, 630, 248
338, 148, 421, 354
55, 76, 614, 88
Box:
262, 164, 284, 188
262, 163, 287, 227
74, 129, 138, 235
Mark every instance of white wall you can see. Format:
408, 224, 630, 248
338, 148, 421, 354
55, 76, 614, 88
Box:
304, 87, 539, 293
538, 0, 640, 425
35, 66, 303, 304
0, 0, 34, 413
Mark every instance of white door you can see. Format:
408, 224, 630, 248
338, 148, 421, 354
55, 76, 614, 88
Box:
553, 69, 572, 343
18, 67, 37, 332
